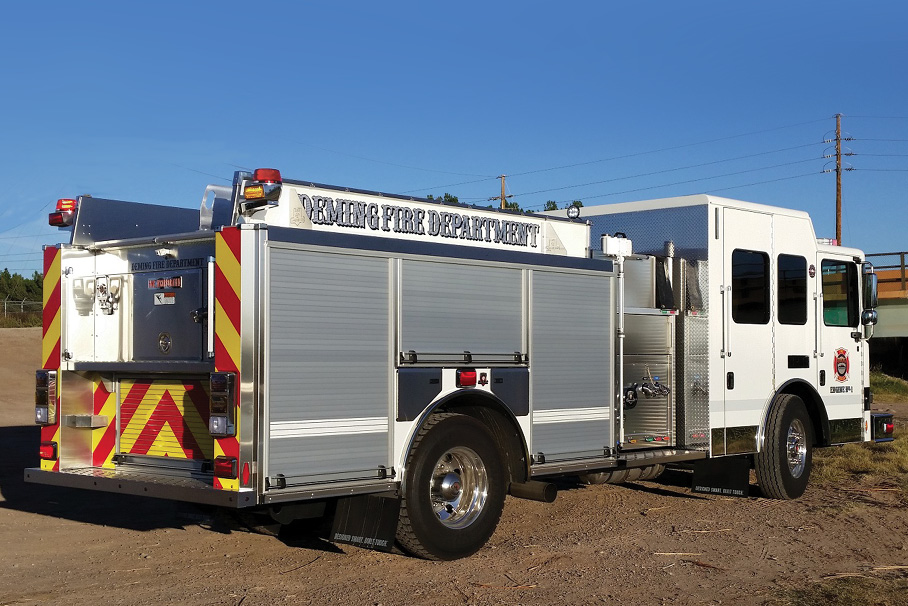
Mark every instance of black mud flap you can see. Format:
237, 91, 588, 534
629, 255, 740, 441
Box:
691, 456, 751, 498
330, 495, 400, 552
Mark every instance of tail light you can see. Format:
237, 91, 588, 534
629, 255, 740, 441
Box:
241, 168, 282, 211
871, 413, 895, 442
39, 441, 58, 460
456, 369, 477, 388
49, 198, 77, 227
209, 372, 236, 437
35, 370, 57, 425
214, 456, 238, 479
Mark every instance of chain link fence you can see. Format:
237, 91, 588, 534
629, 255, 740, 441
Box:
1, 299, 43, 327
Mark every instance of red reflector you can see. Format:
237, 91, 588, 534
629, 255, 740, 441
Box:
456, 369, 477, 388
56, 198, 77, 212
39, 441, 57, 460
214, 456, 238, 479
242, 462, 251, 486
885, 423, 894, 434
253, 168, 282, 184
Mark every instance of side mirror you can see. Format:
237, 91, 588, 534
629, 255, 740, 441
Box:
862, 309, 878, 326
862, 271, 878, 310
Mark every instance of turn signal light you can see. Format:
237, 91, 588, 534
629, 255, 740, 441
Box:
456, 369, 477, 388
214, 456, 238, 479
39, 441, 57, 460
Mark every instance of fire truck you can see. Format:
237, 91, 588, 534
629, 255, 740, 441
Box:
27, 169, 893, 560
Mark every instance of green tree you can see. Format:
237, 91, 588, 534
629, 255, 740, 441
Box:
565, 200, 583, 210
426, 193, 459, 205
543, 201, 559, 211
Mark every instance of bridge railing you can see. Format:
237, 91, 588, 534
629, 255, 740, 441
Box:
867, 251, 907, 298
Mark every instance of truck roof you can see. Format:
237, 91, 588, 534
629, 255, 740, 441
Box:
545, 194, 812, 221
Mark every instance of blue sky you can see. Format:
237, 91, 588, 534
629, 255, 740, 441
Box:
2, 1, 907, 276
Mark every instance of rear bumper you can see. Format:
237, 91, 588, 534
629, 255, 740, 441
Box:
24, 467, 256, 508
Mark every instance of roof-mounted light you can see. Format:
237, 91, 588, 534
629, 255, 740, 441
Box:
241, 168, 283, 213
253, 168, 282, 184
49, 199, 77, 227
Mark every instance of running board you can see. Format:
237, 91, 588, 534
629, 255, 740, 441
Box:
530, 448, 707, 478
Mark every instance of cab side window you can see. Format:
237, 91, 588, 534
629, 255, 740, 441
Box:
821, 260, 858, 327
732, 249, 770, 324
778, 254, 807, 325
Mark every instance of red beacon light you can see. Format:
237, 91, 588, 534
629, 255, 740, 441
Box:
253, 168, 282, 184
49, 199, 77, 227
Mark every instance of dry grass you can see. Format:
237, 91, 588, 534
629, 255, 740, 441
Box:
0, 312, 42, 328
871, 370, 908, 403
766, 572, 908, 606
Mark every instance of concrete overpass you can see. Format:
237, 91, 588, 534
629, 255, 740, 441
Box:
868, 252, 908, 378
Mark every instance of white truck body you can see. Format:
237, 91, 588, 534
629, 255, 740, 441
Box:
27, 172, 890, 560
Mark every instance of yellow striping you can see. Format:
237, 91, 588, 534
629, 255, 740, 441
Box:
42, 311, 61, 366
214, 298, 241, 371
43, 252, 60, 307
119, 380, 214, 460
216, 235, 241, 294
91, 383, 117, 469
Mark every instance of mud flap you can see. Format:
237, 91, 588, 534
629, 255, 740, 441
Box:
330, 495, 400, 552
691, 456, 751, 498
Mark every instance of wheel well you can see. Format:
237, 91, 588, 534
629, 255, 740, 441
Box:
431, 393, 530, 484
776, 380, 830, 446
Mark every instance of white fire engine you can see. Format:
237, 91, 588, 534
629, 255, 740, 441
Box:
27, 169, 893, 560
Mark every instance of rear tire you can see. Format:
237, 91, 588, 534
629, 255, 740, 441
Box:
396, 413, 506, 560
755, 394, 814, 499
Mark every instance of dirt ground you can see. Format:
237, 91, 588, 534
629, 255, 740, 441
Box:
2, 327, 907, 606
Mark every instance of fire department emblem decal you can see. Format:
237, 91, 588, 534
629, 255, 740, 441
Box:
834, 348, 849, 382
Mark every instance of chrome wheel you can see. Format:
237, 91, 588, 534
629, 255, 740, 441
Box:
786, 418, 808, 478
430, 446, 489, 529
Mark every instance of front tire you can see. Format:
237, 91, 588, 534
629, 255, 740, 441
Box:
755, 394, 814, 499
396, 413, 507, 560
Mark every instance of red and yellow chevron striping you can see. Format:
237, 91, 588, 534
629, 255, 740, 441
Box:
119, 379, 213, 460
91, 379, 117, 468
214, 228, 241, 490
41, 247, 61, 471
42, 247, 61, 371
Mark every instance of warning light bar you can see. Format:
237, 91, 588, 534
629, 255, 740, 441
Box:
49, 198, 77, 227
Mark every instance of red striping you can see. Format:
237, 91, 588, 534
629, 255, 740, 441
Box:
216, 436, 240, 459
182, 381, 211, 424
213, 477, 223, 490
93, 424, 117, 467
43, 247, 58, 273
42, 340, 61, 371
129, 391, 206, 459
214, 333, 239, 373
93, 381, 111, 415
40, 424, 58, 444
42, 280, 61, 338
119, 380, 153, 429
214, 263, 241, 334
220, 227, 242, 263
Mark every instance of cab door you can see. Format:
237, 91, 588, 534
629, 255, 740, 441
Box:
722, 208, 774, 437
817, 254, 863, 441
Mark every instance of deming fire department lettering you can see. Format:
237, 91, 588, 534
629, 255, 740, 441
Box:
297, 193, 541, 248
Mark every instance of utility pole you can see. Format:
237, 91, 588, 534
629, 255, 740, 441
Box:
490, 175, 514, 209
835, 113, 842, 245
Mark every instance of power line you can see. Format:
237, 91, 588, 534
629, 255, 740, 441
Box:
409, 117, 829, 194
501, 146, 822, 200
506, 118, 829, 179
499, 157, 821, 203
523, 171, 822, 209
